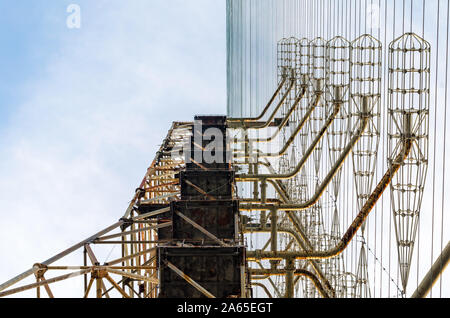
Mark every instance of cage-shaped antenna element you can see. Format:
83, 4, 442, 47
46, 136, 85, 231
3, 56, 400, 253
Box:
277, 38, 297, 80
309, 37, 327, 93
296, 38, 312, 79
388, 33, 430, 292
326, 36, 351, 107
350, 34, 382, 217
305, 40, 329, 293
295, 38, 313, 155
309, 37, 328, 174
350, 34, 381, 299
323, 36, 351, 297
326, 36, 351, 197
277, 37, 300, 119
276, 38, 297, 182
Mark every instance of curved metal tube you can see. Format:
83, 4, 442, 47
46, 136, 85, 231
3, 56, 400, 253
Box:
236, 98, 348, 182
228, 73, 296, 130
245, 138, 413, 261
243, 206, 335, 297
228, 72, 289, 123
249, 269, 330, 298
232, 92, 321, 159
233, 87, 307, 144
237, 96, 372, 298
239, 113, 368, 208
246, 77, 296, 130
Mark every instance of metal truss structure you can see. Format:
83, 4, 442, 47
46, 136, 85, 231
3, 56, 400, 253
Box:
0, 28, 449, 298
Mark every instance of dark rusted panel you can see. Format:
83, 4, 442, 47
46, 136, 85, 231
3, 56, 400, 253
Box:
179, 170, 235, 200
171, 200, 238, 243
137, 204, 170, 215
185, 156, 231, 171
158, 246, 245, 298
194, 115, 227, 126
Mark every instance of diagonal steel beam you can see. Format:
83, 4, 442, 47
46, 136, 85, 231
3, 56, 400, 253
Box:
0, 221, 122, 292
174, 210, 229, 247
0, 269, 90, 298
412, 241, 450, 298
166, 261, 216, 298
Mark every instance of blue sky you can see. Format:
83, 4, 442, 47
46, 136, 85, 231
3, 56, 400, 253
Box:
0, 1, 63, 127
0, 0, 226, 295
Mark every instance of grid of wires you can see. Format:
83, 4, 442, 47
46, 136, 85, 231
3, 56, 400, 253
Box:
227, 0, 448, 298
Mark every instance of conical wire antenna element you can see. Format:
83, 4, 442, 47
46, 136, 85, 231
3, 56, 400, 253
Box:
326, 36, 351, 197
309, 37, 328, 175
350, 35, 382, 224
388, 33, 431, 292
355, 244, 371, 298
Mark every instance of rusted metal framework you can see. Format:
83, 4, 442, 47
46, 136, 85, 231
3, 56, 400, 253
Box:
2, 0, 450, 298
1, 32, 447, 299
